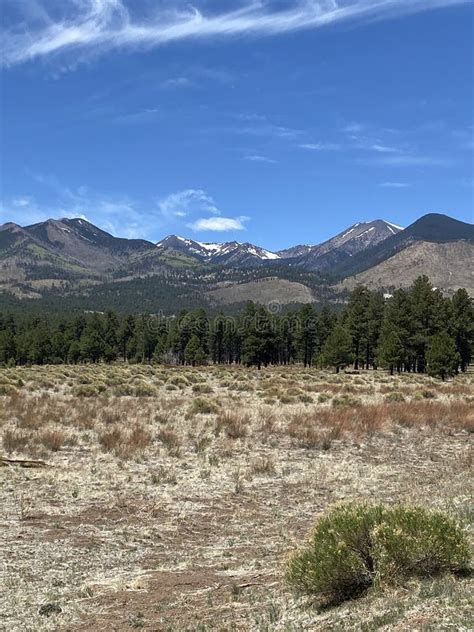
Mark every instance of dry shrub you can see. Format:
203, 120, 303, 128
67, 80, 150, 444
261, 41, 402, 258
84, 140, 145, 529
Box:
99, 428, 123, 452
154, 411, 173, 425
157, 428, 181, 456
287, 405, 392, 446
99, 424, 151, 458
352, 405, 390, 437
259, 410, 276, 435
215, 411, 249, 439
40, 429, 66, 451
448, 401, 474, 432
158, 396, 185, 412
250, 456, 275, 476
388, 401, 473, 431
2, 429, 29, 453
101, 409, 122, 425
287, 412, 343, 449
191, 432, 212, 453
128, 424, 151, 451
151, 466, 177, 485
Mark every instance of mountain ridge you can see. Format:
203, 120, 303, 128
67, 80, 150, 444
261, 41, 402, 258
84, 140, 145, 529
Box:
1, 212, 472, 309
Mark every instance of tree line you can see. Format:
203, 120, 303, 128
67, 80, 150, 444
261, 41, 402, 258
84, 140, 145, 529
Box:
0, 276, 472, 379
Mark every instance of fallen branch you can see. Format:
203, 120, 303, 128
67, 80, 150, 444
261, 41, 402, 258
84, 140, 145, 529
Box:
1, 456, 49, 468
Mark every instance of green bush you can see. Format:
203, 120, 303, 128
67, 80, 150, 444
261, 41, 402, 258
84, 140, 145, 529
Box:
384, 391, 405, 402
192, 383, 213, 394
132, 381, 158, 397
286, 503, 470, 606
188, 397, 219, 416
73, 383, 104, 397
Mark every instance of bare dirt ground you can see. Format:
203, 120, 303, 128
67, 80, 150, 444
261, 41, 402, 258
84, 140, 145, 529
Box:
0, 365, 472, 631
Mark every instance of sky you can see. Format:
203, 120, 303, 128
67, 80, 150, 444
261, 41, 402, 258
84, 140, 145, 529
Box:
0, 0, 473, 250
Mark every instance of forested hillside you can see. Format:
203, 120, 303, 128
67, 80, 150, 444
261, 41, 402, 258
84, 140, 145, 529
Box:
1, 276, 472, 379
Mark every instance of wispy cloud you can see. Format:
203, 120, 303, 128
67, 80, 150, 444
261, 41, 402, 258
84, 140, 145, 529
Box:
343, 122, 365, 134
379, 181, 411, 188
113, 108, 160, 125
299, 142, 341, 151
188, 216, 249, 232
157, 189, 220, 220
367, 155, 450, 167
161, 76, 193, 90
12, 197, 32, 208
369, 143, 401, 153
3, 176, 250, 238
2, 0, 469, 68
238, 123, 302, 140
244, 154, 277, 164
2, 186, 141, 237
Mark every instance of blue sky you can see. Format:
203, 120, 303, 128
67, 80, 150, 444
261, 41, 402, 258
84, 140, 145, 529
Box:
0, 0, 473, 250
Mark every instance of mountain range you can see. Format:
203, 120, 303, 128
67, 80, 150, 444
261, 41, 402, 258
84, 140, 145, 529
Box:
1, 213, 472, 312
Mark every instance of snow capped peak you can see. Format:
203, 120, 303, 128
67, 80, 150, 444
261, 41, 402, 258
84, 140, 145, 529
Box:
175, 235, 195, 245
383, 220, 404, 231
156, 234, 280, 262
196, 240, 242, 254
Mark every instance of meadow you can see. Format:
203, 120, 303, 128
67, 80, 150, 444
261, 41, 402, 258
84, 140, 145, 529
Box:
1, 364, 473, 631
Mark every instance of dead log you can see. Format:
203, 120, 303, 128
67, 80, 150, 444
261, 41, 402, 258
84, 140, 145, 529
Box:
0, 456, 49, 468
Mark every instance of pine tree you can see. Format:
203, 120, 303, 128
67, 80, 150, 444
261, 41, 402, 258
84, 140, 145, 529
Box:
377, 322, 404, 375
118, 315, 135, 362
409, 276, 442, 373
426, 333, 460, 381
185, 334, 203, 366
383, 289, 412, 371
103, 311, 119, 362
345, 286, 370, 369
366, 292, 385, 369
297, 304, 318, 367
68, 340, 81, 364
80, 316, 105, 363
451, 289, 473, 372
0, 329, 16, 365
209, 313, 226, 364
321, 324, 353, 373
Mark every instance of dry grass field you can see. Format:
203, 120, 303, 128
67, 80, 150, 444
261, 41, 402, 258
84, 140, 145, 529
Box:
1, 364, 473, 631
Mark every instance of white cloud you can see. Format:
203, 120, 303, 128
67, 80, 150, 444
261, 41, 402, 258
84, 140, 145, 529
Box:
343, 122, 365, 134
161, 76, 193, 90
368, 155, 450, 167
379, 182, 410, 188
244, 154, 277, 164
3, 177, 240, 239
238, 123, 302, 139
2, 0, 469, 67
157, 189, 220, 219
188, 216, 249, 232
113, 108, 160, 125
12, 197, 32, 207
369, 143, 401, 153
299, 142, 341, 151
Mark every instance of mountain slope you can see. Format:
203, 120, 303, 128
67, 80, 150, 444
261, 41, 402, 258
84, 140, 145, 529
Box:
24, 218, 155, 271
0, 221, 94, 294
332, 213, 474, 280
207, 277, 314, 306
339, 241, 474, 296
283, 220, 403, 272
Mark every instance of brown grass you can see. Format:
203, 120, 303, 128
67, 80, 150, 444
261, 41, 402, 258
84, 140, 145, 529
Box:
2, 428, 29, 453
215, 411, 250, 439
39, 429, 66, 451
